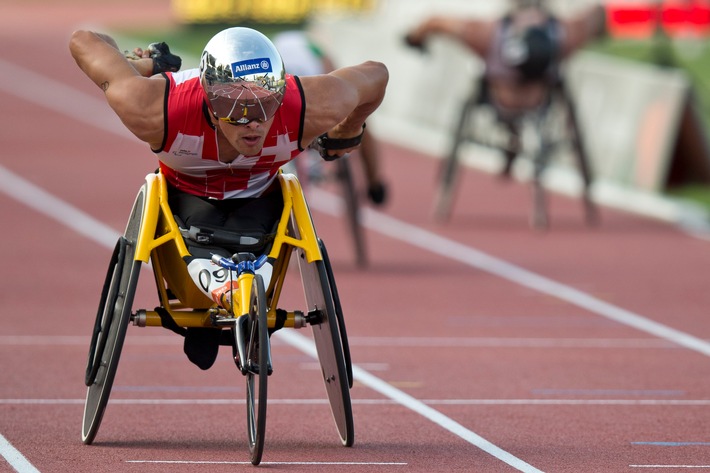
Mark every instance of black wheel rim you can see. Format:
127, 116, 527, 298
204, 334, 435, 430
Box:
337, 158, 367, 267
81, 186, 144, 445
297, 250, 354, 447
85, 238, 125, 386
246, 275, 268, 465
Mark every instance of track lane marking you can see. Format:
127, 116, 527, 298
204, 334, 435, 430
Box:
126, 460, 407, 466
630, 466, 710, 469
0, 334, 692, 348
0, 433, 40, 473
632, 442, 710, 446
277, 331, 544, 472
310, 187, 710, 358
2, 398, 710, 406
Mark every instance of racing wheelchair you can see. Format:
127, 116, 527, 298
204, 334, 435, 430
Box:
81, 170, 354, 466
434, 74, 598, 229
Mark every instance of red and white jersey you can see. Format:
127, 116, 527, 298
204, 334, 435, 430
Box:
154, 68, 305, 199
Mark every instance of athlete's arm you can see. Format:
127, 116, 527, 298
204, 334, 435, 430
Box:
299, 60, 388, 157
69, 30, 166, 149
406, 16, 495, 57
560, 4, 606, 57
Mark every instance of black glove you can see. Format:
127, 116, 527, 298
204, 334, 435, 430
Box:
315, 124, 366, 161
148, 42, 182, 74
404, 34, 427, 52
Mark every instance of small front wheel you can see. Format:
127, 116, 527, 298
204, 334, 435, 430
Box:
245, 274, 269, 465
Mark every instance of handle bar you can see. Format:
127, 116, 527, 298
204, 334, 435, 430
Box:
211, 253, 269, 273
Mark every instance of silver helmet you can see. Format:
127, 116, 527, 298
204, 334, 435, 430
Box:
200, 27, 286, 125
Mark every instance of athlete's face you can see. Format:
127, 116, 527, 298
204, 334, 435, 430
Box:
215, 116, 275, 156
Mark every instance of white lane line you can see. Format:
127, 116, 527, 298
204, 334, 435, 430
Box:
630, 466, 710, 469
2, 398, 709, 406
0, 166, 119, 250
126, 460, 407, 466
0, 58, 133, 140
346, 337, 684, 348
0, 335, 688, 348
280, 331, 544, 472
0, 433, 40, 473
310, 187, 710, 358
0, 335, 179, 345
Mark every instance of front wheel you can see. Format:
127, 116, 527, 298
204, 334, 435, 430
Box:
245, 274, 269, 465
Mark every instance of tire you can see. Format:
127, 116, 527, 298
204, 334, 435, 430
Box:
336, 157, 367, 268
82, 185, 145, 444
296, 245, 354, 447
561, 87, 598, 226
434, 93, 477, 221
84, 238, 124, 387
319, 240, 352, 388
530, 111, 552, 230
245, 274, 269, 466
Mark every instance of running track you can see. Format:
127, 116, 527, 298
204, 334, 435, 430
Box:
1, 1, 710, 472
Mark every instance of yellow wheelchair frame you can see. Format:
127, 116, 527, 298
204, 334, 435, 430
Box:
81, 170, 354, 465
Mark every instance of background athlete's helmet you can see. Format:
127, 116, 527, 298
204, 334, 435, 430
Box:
501, 25, 556, 81
200, 27, 286, 124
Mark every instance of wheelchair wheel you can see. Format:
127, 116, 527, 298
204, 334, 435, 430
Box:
245, 274, 269, 466
336, 157, 367, 267
561, 87, 598, 226
82, 186, 144, 445
530, 176, 549, 230
434, 93, 477, 221
319, 240, 353, 388
296, 243, 354, 447
529, 112, 553, 230
85, 238, 124, 387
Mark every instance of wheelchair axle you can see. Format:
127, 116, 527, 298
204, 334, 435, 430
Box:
132, 308, 309, 329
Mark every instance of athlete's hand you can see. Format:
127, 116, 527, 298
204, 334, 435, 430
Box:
127, 47, 151, 59
146, 42, 181, 74
125, 42, 181, 74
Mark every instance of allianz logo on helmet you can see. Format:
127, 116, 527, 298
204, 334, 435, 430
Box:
230, 58, 273, 77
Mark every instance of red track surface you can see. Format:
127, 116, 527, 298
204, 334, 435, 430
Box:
1, 1, 709, 472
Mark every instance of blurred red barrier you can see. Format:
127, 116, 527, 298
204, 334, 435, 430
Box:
606, 0, 710, 38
